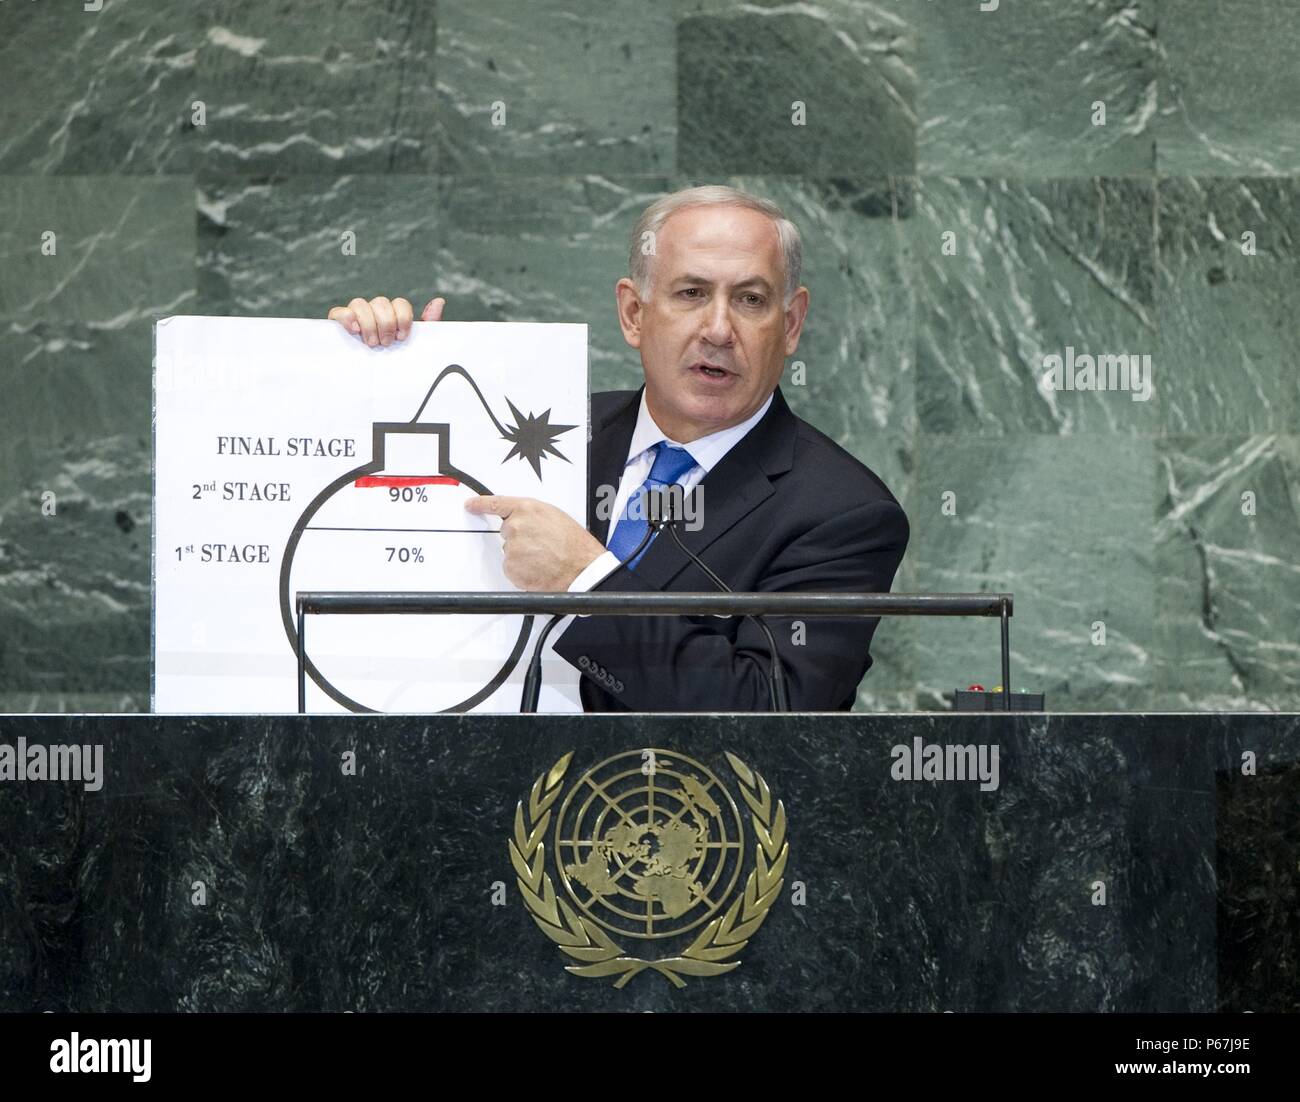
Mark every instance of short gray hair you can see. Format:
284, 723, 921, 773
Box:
628, 185, 804, 308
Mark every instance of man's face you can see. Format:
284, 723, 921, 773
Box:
615, 204, 809, 443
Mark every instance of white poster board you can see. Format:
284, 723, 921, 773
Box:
153, 316, 588, 714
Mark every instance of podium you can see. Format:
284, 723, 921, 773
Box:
1, 712, 1293, 1012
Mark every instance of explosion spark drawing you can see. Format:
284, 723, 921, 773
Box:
499, 396, 577, 478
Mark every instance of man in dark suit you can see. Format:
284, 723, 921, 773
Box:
548, 382, 908, 711
328, 185, 908, 712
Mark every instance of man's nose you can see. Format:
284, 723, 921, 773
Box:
700, 296, 736, 345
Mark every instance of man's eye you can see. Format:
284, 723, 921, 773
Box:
742, 294, 764, 306
679, 288, 701, 298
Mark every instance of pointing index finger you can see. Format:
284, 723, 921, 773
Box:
465, 494, 520, 517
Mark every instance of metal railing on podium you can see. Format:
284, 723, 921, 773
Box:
293, 591, 1016, 713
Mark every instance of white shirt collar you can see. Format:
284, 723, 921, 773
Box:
624, 387, 774, 472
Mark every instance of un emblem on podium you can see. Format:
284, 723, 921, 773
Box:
508, 749, 789, 987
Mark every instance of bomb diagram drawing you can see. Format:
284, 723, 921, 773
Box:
279, 364, 579, 713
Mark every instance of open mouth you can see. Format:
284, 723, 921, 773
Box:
691, 362, 734, 380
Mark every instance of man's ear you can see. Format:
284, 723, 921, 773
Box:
615, 277, 643, 349
783, 285, 810, 357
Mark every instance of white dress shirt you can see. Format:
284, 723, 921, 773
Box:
553, 387, 774, 639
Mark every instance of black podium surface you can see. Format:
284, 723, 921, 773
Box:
1, 713, 1296, 1013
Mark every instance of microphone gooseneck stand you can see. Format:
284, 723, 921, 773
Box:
664, 522, 790, 711
518, 485, 791, 712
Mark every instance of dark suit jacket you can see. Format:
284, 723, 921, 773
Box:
551, 384, 909, 712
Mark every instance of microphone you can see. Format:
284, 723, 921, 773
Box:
649, 485, 790, 711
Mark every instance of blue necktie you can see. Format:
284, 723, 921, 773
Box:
607, 441, 698, 570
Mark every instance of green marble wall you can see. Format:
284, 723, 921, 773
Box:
0, 0, 1295, 713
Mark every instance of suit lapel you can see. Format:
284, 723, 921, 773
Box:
595, 382, 795, 589
588, 387, 642, 544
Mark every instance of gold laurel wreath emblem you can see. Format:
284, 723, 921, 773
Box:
509, 750, 789, 988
